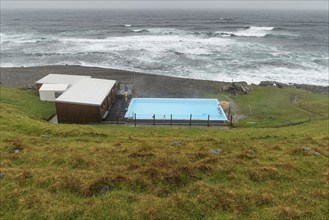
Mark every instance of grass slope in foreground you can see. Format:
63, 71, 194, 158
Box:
0, 87, 329, 219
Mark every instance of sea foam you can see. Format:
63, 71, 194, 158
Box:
0, 23, 327, 86
219, 26, 275, 37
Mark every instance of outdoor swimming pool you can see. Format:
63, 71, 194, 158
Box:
124, 98, 228, 121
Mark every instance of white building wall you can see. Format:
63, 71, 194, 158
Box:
39, 90, 57, 101
39, 84, 69, 102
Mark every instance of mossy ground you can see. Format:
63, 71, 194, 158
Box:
0, 86, 328, 219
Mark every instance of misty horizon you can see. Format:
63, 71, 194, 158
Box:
1, 1, 328, 11
1, 8, 328, 12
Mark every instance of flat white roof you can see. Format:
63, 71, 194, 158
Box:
36, 74, 91, 85
55, 78, 117, 106
40, 84, 69, 91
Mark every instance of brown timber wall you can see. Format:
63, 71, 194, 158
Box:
56, 102, 101, 124
55, 82, 118, 124
36, 83, 42, 92
36, 83, 63, 97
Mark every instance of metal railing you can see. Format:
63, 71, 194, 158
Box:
121, 113, 229, 126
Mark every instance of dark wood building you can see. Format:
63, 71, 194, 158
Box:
55, 78, 118, 124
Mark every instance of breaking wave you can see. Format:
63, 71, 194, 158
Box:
129, 26, 281, 39
131, 29, 148, 33
218, 26, 275, 38
131, 28, 187, 35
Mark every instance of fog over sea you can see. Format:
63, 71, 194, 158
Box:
1, 9, 328, 85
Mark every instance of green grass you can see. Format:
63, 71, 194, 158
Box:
1, 86, 329, 219
212, 86, 328, 127
0, 87, 55, 120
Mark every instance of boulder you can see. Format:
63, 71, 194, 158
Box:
171, 141, 182, 147
302, 146, 321, 155
209, 148, 222, 155
259, 81, 276, 86
220, 101, 230, 111
99, 185, 110, 194
259, 81, 288, 88
223, 83, 251, 95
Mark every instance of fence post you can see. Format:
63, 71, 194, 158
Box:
207, 114, 210, 127
153, 114, 155, 126
170, 114, 172, 126
116, 114, 119, 124
134, 113, 136, 127
228, 105, 231, 118
190, 114, 192, 126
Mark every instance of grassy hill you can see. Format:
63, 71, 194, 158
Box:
213, 85, 328, 127
0, 86, 328, 219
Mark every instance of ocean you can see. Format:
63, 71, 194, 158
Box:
1, 9, 328, 85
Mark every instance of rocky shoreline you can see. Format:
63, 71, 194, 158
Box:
1, 65, 328, 96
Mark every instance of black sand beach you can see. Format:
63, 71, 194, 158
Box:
1, 65, 328, 96
0, 65, 238, 97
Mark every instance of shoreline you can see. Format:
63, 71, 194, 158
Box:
1, 65, 328, 95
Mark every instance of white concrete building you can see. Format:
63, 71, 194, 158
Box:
35, 74, 91, 101
39, 84, 69, 102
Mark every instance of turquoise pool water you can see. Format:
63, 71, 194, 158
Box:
124, 98, 228, 121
